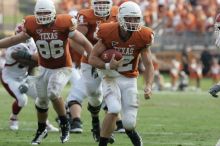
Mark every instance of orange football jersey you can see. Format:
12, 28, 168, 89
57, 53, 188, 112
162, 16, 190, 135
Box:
77, 6, 118, 63
69, 46, 83, 67
97, 22, 154, 78
24, 14, 74, 69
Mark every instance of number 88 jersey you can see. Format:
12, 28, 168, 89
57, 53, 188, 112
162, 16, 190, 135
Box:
24, 14, 74, 69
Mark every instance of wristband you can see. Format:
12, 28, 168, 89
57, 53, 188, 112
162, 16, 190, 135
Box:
83, 51, 88, 57
105, 63, 110, 69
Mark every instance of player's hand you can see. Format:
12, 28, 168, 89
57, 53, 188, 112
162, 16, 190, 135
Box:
144, 86, 152, 100
109, 54, 123, 70
209, 84, 220, 98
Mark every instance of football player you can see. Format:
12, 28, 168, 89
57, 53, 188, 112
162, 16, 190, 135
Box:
0, 0, 93, 144
209, 13, 220, 97
66, 0, 119, 141
2, 25, 59, 132
89, 1, 154, 146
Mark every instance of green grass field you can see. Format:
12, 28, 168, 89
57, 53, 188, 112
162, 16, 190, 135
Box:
0, 76, 220, 146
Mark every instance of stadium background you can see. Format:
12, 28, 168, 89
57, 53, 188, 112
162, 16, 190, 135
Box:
1, 0, 220, 146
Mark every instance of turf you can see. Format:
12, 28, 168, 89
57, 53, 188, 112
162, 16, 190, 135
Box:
0, 76, 220, 146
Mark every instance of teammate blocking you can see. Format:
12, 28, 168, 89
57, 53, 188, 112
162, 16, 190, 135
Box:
0, 0, 93, 144
66, 0, 120, 142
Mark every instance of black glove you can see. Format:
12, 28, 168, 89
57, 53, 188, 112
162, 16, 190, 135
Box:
91, 67, 99, 79
16, 50, 32, 60
209, 84, 220, 98
18, 83, 28, 94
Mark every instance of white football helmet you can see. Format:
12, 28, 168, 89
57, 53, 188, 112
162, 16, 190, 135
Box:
118, 1, 143, 31
34, 0, 56, 25
91, 0, 113, 17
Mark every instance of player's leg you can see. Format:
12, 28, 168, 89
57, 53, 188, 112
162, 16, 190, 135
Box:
82, 63, 103, 141
67, 99, 83, 133
120, 77, 142, 146
32, 98, 49, 145
31, 71, 49, 145
115, 114, 125, 133
66, 70, 86, 133
47, 67, 72, 143
1, 75, 28, 130
99, 77, 121, 146
22, 75, 59, 132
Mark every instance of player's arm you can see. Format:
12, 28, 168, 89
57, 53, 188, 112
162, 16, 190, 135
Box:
68, 24, 89, 56
77, 25, 88, 35
88, 39, 107, 69
141, 46, 154, 99
0, 32, 30, 48
77, 13, 89, 35
69, 30, 93, 56
89, 39, 124, 70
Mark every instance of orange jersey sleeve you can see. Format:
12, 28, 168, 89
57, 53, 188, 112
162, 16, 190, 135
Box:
24, 14, 74, 69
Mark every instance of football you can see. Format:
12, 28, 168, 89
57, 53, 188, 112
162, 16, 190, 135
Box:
100, 49, 122, 63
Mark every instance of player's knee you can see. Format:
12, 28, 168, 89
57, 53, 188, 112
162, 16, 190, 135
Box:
106, 97, 121, 114
35, 98, 49, 110
35, 104, 48, 113
122, 115, 136, 130
18, 95, 28, 107
67, 90, 85, 104
68, 100, 82, 108
47, 90, 60, 101
87, 103, 102, 115
107, 102, 121, 114
88, 95, 102, 107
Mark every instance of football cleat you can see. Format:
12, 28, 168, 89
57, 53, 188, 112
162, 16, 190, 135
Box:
31, 129, 48, 145
114, 127, 125, 133
60, 123, 70, 143
108, 134, 115, 144
9, 119, 19, 131
70, 120, 83, 133
46, 123, 59, 132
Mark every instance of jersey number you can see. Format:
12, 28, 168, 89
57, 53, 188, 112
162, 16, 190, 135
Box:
36, 40, 64, 59
117, 55, 134, 72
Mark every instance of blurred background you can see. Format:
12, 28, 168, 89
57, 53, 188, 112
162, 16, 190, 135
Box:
1, 0, 220, 91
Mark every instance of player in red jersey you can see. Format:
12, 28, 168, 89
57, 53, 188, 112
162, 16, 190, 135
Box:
89, 1, 154, 146
0, 0, 93, 144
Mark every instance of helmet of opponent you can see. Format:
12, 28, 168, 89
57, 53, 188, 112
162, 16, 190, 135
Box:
118, 1, 143, 31
91, 0, 113, 17
34, 0, 56, 25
